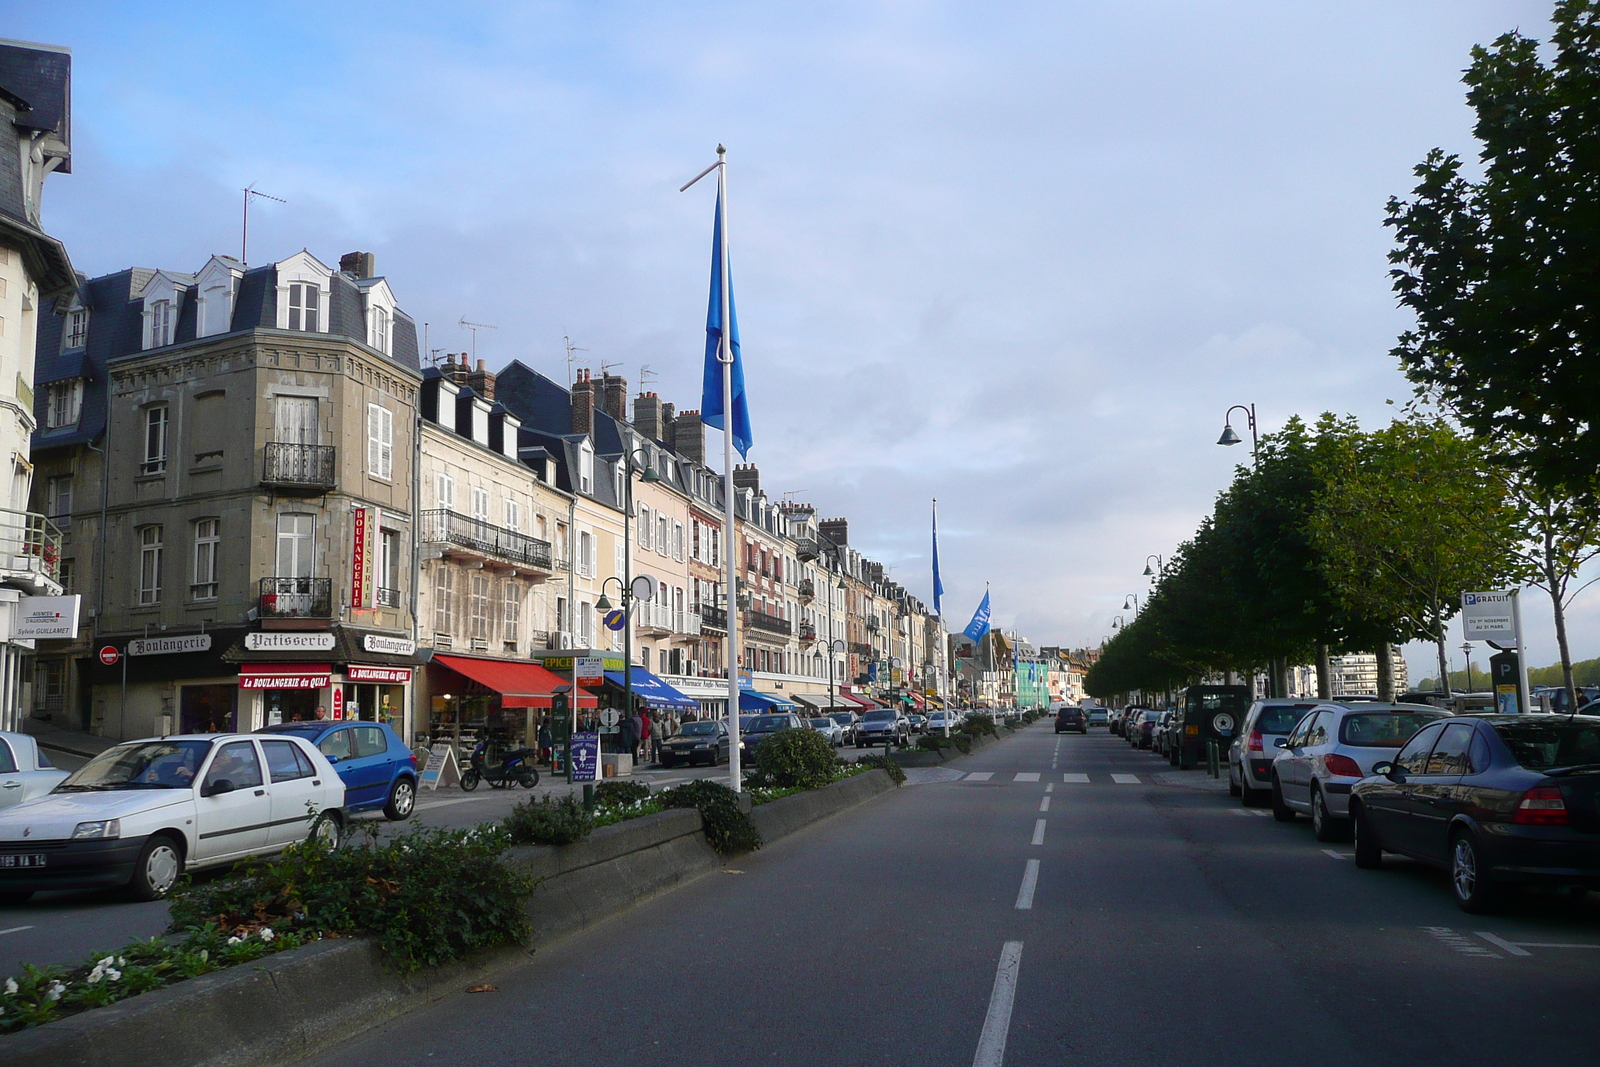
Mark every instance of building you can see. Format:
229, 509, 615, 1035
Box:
1327, 648, 1410, 699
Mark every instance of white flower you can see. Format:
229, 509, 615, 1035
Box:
198, 950, 209, 962
259, 928, 275, 942
226, 936, 242, 945
4, 977, 17, 995
46, 980, 65, 1002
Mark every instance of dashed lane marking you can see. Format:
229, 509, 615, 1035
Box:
1475, 932, 1531, 957
972, 941, 1024, 1067
1231, 809, 1251, 816
1321, 849, 1350, 860
1062, 773, 1090, 784
1014, 772, 1040, 782
1039, 796, 1050, 812
966, 772, 995, 782
1111, 773, 1141, 784
1421, 926, 1501, 959
1015, 859, 1040, 910
1045, 783, 1054, 793
1475, 931, 1600, 953
1031, 819, 1046, 846
0, 925, 35, 936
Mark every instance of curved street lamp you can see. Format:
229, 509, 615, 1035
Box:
1219, 403, 1258, 453
592, 446, 661, 732
1124, 593, 1140, 614
1143, 554, 1164, 579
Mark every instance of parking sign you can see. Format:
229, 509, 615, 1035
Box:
1461, 591, 1516, 643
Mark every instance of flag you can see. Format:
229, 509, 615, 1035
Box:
932, 501, 945, 614
700, 188, 752, 458
963, 589, 991, 643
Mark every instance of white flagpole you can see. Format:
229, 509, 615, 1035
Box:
716, 145, 742, 793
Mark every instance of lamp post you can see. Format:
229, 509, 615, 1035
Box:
1218, 403, 1258, 454
1462, 642, 1474, 693
1143, 554, 1164, 580
1111, 615, 1126, 631
594, 446, 661, 754
1124, 594, 1139, 615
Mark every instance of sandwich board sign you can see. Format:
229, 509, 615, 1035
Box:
420, 744, 460, 791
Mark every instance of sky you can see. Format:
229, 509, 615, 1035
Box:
13, 0, 1593, 682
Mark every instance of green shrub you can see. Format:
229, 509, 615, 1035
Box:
593, 780, 652, 806
963, 717, 998, 739
754, 728, 838, 789
854, 753, 906, 785
915, 734, 948, 758
658, 779, 761, 854
501, 793, 594, 846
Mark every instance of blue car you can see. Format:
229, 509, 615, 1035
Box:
258, 721, 418, 820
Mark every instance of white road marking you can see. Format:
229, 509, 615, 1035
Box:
1014, 772, 1040, 782
1475, 932, 1532, 957
1231, 809, 1251, 816
972, 941, 1024, 1067
1062, 773, 1089, 784
967, 772, 994, 782
1421, 926, 1501, 959
1031, 819, 1046, 845
1510, 941, 1600, 950
1321, 849, 1349, 860
1015, 859, 1040, 909
0, 925, 35, 936
1250, 809, 1271, 816
1039, 796, 1050, 812
1111, 773, 1141, 784
1044, 783, 1054, 793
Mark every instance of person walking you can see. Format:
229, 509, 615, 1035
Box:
639, 709, 654, 766
618, 711, 638, 765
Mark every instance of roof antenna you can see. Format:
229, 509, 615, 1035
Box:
459, 316, 498, 362
564, 334, 589, 386
599, 359, 622, 377
639, 364, 657, 392
241, 184, 286, 267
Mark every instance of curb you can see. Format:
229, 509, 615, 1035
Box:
4, 769, 897, 1067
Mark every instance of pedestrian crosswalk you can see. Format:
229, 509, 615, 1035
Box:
935, 770, 1150, 784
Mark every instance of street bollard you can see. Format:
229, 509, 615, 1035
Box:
582, 783, 595, 811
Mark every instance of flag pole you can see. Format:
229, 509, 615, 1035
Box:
716, 145, 742, 793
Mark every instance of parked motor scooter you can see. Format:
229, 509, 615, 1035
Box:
460, 741, 541, 790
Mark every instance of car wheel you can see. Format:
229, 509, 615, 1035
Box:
460, 769, 480, 791
0, 890, 34, 906
128, 834, 183, 902
660, 754, 675, 769
308, 811, 343, 850
1311, 785, 1347, 842
1352, 804, 1382, 869
384, 777, 416, 821
1270, 776, 1296, 822
1450, 830, 1500, 913
1240, 778, 1264, 808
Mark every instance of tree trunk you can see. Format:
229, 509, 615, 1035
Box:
1376, 645, 1395, 702
1434, 619, 1450, 699
1315, 642, 1332, 699
1542, 531, 1579, 713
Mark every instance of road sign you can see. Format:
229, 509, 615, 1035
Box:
99, 646, 120, 666
600, 709, 620, 727
1462, 591, 1516, 643
575, 656, 605, 685
604, 609, 627, 632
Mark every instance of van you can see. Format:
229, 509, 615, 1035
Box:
1171, 685, 1251, 769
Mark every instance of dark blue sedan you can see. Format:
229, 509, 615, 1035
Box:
258, 721, 418, 820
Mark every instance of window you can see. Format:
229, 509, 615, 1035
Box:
471, 487, 490, 522
199, 284, 234, 337
64, 308, 88, 349
142, 406, 169, 474
203, 741, 263, 790
288, 282, 321, 331
434, 567, 455, 634
46, 475, 71, 522
367, 404, 393, 480
275, 513, 315, 577
1425, 722, 1478, 776
504, 498, 522, 532
47, 380, 83, 428
262, 739, 313, 783
638, 506, 651, 550
191, 519, 220, 600
658, 515, 669, 555
368, 305, 391, 355
137, 525, 163, 605
503, 580, 521, 633
353, 726, 387, 758
57, 557, 74, 594
379, 529, 400, 601
674, 522, 685, 561
578, 601, 593, 646
436, 473, 454, 510
578, 531, 594, 578
578, 442, 593, 495
147, 299, 175, 348
1394, 723, 1446, 776
470, 575, 491, 643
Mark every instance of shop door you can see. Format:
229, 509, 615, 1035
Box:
194, 740, 272, 862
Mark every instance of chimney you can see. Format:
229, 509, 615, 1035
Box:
467, 358, 496, 401
819, 518, 849, 546
570, 369, 595, 438
671, 410, 704, 464
634, 392, 663, 442
599, 373, 627, 421
442, 354, 470, 386
732, 463, 761, 494
661, 401, 676, 429
339, 251, 376, 279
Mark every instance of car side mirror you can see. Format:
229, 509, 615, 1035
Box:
1373, 760, 1403, 782
1273, 737, 1290, 749
202, 778, 235, 798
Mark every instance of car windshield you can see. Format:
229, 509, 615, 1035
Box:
57, 740, 213, 791
678, 722, 717, 737
1339, 712, 1445, 747
810, 719, 833, 729
1256, 704, 1317, 734
862, 710, 896, 722
1492, 720, 1600, 770
829, 714, 852, 725
1143, 711, 1162, 721
748, 715, 789, 731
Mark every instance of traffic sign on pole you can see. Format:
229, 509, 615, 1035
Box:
99, 646, 120, 666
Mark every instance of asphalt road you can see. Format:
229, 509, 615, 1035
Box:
290, 721, 1600, 1067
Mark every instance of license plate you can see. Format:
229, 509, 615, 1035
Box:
0, 854, 46, 868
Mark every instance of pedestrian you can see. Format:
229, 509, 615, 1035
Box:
618, 711, 637, 763
537, 720, 554, 766
314, 705, 327, 721
639, 708, 653, 765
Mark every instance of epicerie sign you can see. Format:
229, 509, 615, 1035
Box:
244, 632, 336, 652
362, 634, 416, 656
128, 633, 213, 657
1461, 591, 1517, 643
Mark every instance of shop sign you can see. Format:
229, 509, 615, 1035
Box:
575, 656, 605, 685
245, 632, 336, 652
543, 655, 627, 671
346, 664, 413, 684
738, 669, 753, 690
14, 595, 81, 639
331, 686, 345, 720
240, 665, 333, 690
362, 634, 416, 656
570, 732, 600, 782
420, 744, 461, 791
129, 633, 213, 657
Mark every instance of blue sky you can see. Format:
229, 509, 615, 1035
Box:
14, 0, 1588, 680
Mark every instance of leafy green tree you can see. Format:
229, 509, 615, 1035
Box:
1386, 0, 1600, 498
1509, 468, 1600, 710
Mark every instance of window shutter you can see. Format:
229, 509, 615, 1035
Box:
379, 407, 393, 478
615, 540, 624, 579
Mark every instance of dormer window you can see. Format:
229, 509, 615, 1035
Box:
288, 283, 321, 331
199, 284, 235, 337
367, 306, 391, 355
578, 441, 594, 495
47, 380, 83, 429
147, 299, 175, 348
64, 308, 88, 349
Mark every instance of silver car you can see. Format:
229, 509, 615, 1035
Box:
808, 717, 843, 746
1228, 700, 1318, 807
1270, 703, 1451, 841
0, 732, 70, 810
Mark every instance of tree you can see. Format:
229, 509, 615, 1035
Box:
1386, 0, 1600, 499
1309, 420, 1522, 689
1509, 469, 1600, 711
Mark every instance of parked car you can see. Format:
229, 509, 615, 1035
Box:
660, 720, 731, 766
828, 712, 860, 744
0, 732, 69, 811
1055, 705, 1087, 734
927, 710, 961, 733
1131, 709, 1162, 749
1151, 711, 1176, 756
1350, 714, 1600, 911
856, 709, 910, 747
1087, 707, 1109, 728
1227, 700, 1318, 806
1270, 702, 1450, 841
807, 717, 844, 746
907, 714, 928, 734
742, 713, 805, 760
260, 720, 418, 820
1169, 685, 1251, 769
0, 734, 345, 904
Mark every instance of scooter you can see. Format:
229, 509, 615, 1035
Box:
460, 741, 541, 790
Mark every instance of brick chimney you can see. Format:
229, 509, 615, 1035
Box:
570, 369, 595, 438
732, 463, 761, 494
634, 392, 663, 442
671, 410, 704, 464
599, 373, 627, 421
441, 354, 470, 386
660, 401, 675, 434
467, 358, 496, 401
819, 518, 848, 546
339, 251, 376, 278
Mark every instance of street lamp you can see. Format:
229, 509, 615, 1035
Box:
592, 445, 661, 745
1462, 642, 1475, 693
1111, 615, 1126, 631
1218, 403, 1258, 453
1143, 554, 1164, 579
1124, 594, 1139, 614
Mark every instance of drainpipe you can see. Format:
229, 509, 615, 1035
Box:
409, 408, 422, 743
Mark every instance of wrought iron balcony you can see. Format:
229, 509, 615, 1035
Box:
421, 509, 553, 570
376, 586, 401, 608
259, 577, 333, 618
262, 443, 336, 490
797, 579, 815, 600
798, 622, 817, 643
747, 608, 792, 636
849, 641, 873, 657
864, 616, 881, 633
699, 605, 727, 632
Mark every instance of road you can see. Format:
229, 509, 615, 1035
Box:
290, 721, 1600, 1067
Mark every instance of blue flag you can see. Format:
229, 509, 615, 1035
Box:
700, 189, 752, 459
932, 502, 945, 614
963, 589, 991, 643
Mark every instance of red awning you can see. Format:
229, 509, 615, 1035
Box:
907, 693, 926, 710
432, 655, 598, 708
839, 690, 879, 709
240, 663, 332, 690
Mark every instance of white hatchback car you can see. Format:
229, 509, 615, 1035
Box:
1, 732, 70, 810
0, 733, 345, 904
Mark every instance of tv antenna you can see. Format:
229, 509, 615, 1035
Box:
458, 316, 497, 361
599, 360, 623, 377
564, 335, 589, 385
639, 364, 657, 392
241, 184, 286, 266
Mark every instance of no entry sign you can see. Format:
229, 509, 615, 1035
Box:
99, 646, 120, 666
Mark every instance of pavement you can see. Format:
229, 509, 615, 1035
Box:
283, 721, 1600, 1067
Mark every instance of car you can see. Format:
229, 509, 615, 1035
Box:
1055, 705, 1087, 734
260, 720, 419, 820
927, 710, 961, 733
1131, 709, 1162, 749
1228, 700, 1318, 807
1, 732, 69, 810
0, 734, 345, 904
660, 720, 731, 766
1270, 702, 1450, 841
828, 712, 860, 744
1087, 707, 1109, 728
1168, 686, 1251, 769
856, 709, 910, 747
1151, 711, 1175, 755
1350, 714, 1600, 912
808, 717, 844, 746
742, 713, 805, 760
907, 714, 928, 734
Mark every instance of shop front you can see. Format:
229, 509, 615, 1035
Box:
224, 628, 423, 737
425, 653, 598, 756
242, 663, 332, 725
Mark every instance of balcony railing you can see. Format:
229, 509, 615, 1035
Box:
864, 616, 881, 633
262, 443, 336, 490
259, 577, 333, 619
700, 605, 727, 632
0, 508, 63, 585
849, 641, 873, 657
797, 579, 815, 600
798, 622, 817, 643
376, 586, 401, 608
747, 608, 792, 636
421, 510, 553, 570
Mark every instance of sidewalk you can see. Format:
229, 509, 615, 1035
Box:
22, 721, 119, 760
